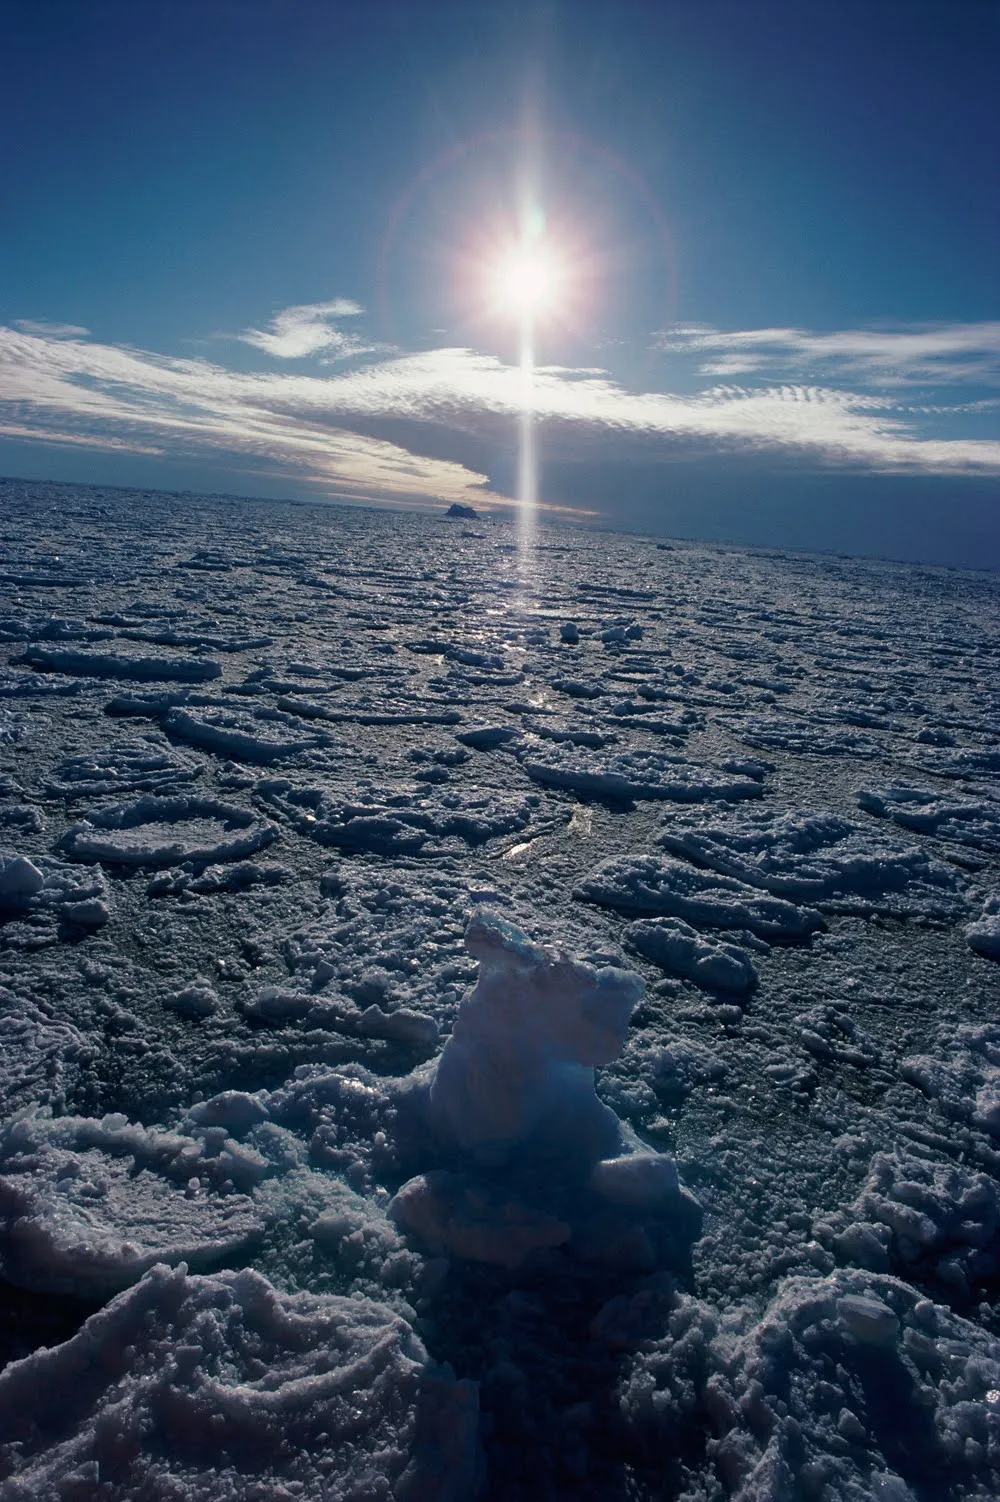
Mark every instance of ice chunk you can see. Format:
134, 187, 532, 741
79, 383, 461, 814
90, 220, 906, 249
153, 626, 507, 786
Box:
391, 914, 699, 1272
590, 1153, 680, 1207
550, 675, 605, 698
625, 916, 759, 996
358, 1004, 439, 1045
0, 850, 110, 927
967, 894, 1000, 961
389, 1170, 572, 1268
148, 858, 291, 897
427, 910, 641, 1165
0, 853, 45, 902
188, 1090, 269, 1133
164, 977, 219, 1018
902, 1021, 1000, 1137
837, 1292, 899, 1344
454, 723, 520, 750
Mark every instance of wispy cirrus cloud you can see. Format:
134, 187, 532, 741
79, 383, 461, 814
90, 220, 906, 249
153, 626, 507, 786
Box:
0, 320, 997, 521
233, 298, 387, 362
14, 320, 91, 339
0, 324, 501, 509
657, 321, 1000, 388
273, 346, 1000, 473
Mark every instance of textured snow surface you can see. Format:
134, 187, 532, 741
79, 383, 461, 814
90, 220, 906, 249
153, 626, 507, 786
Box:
0, 479, 998, 1500
0, 1262, 478, 1501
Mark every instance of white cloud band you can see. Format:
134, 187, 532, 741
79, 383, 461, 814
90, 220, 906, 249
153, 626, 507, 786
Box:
0, 315, 997, 513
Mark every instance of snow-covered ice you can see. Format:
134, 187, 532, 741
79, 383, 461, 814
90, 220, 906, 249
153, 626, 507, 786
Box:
0, 1262, 478, 1501
0, 479, 998, 1499
58, 793, 279, 869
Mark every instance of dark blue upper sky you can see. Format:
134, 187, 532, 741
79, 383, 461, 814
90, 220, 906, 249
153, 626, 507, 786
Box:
1, 0, 997, 564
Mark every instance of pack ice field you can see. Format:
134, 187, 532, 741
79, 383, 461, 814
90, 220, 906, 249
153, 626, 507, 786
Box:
0, 477, 998, 1502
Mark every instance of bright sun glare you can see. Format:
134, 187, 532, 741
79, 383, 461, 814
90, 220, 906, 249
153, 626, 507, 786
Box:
489, 240, 566, 320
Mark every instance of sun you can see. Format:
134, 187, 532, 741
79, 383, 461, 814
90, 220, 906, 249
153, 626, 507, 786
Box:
488, 238, 567, 321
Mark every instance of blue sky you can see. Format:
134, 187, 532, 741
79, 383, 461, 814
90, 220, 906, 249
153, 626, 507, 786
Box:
0, 0, 997, 564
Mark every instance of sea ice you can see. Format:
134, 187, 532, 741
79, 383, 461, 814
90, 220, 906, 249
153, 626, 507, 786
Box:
624, 917, 759, 996
519, 742, 763, 801
967, 894, 1000, 960
58, 794, 279, 869
576, 852, 825, 941
657, 806, 967, 919
19, 645, 223, 683
1, 483, 998, 1497
390, 913, 700, 1272
0, 1262, 479, 1502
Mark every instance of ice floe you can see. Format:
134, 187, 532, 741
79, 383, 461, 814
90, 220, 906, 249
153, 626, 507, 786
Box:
624, 917, 759, 997
576, 853, 825, 941
657, 806, 968, 919
519, 743, 763, 802
718, 713, 884, 758
18, 645, 223, 683
260, 777, 551, 854
165, 703, 334, 762
58, 794, 278, 869
0, 1112, 266, 1296
860, 784, 1000, 854
47, 740, 202, 800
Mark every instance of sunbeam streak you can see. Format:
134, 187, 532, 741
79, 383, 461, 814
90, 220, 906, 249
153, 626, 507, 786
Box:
517, 308, 537, 565
482, 192, 578, 581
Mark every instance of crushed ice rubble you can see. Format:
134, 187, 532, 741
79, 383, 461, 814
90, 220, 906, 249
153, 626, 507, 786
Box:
0, 482, 997, 1500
